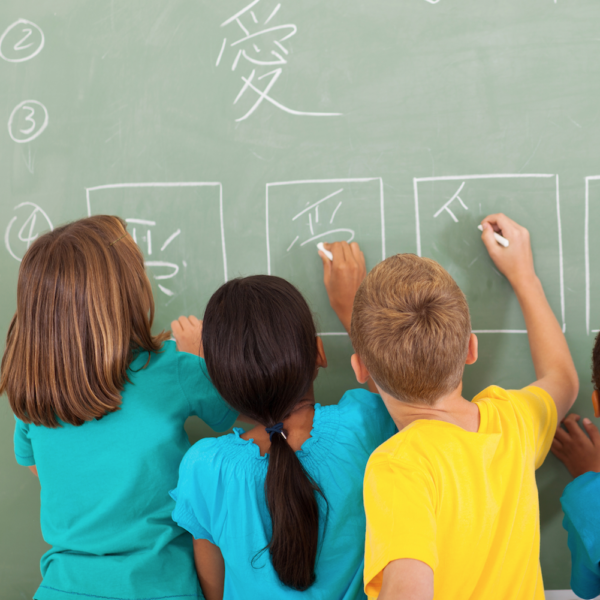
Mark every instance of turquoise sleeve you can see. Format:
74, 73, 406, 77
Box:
170, 441, 221, 544
561, 473, 600, 599
13, 416, 35, 467
177, 352, 238, 431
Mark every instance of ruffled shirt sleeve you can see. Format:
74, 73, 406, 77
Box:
170, 438, 223, 544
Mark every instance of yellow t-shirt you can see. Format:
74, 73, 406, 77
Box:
363, 385, 557, 600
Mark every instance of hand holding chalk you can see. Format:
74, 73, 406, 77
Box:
317, 242, 333, 261
319, 241, 367, 334
479, 214, 536, 288
478, 224, 509, 248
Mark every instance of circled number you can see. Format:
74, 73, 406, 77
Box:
8, 100, 49, 143
4, 202, 53, 262
0, 19, 45, 63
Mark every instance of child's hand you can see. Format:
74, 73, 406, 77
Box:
319, 241, 366, 334
552, 414, 600, 479
480, 214, 537, 289
171, 316, 204, 357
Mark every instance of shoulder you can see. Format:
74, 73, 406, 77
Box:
474, 384, 556, 426
473, 384, 553, 408
127, 340, 180, 382
365, 432, 434, 493
337, 388, 395, 429
332, 388, 397, 449
180, 434, 231, 473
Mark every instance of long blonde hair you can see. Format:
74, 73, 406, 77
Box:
0, 215, 169, 427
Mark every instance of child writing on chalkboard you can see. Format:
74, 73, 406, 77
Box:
352, 214, 578, 600
0, 216, 237, 600
551, 341, 600, 599
170, 243, 396, 600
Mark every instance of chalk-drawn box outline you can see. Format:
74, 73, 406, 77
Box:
413, 174, 565, 334
266, 178, 385, 336
85, 182, 228, 283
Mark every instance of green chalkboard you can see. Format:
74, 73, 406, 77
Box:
2, 0, 600, 596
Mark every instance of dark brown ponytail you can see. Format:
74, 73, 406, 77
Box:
202, 276, 324, 590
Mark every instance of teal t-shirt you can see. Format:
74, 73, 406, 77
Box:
171, 389, 397, 600
13, 340, 237, 600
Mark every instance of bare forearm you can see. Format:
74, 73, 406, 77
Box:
512, 276, 578, 417
479, 215, 578, 418
513, 277, 571, 380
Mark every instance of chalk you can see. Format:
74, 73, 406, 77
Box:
478, 224, 509, 248
317, 242, 333, 261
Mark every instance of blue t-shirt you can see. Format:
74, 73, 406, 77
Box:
561, 471, 600, 600
13, 340, 237, 600
171, 389, 397, 600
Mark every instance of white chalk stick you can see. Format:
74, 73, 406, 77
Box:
478, 224, 509, 248
317, 242, 333, 261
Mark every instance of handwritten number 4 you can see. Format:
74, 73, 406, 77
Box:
14, 28, 34, 51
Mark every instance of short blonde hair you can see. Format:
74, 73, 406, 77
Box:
0, 215, 168, 428
351, 254, 471, 405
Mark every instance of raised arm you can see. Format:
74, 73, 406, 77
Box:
319, 241, 378, 393
319, 241, 366, 334
480, 214, 578, 421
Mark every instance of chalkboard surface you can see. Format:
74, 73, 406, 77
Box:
2, 0, 600, 595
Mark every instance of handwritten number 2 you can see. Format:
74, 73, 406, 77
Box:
14, 28, 33, 51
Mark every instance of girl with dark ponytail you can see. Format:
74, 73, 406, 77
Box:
171, 242, 396, 600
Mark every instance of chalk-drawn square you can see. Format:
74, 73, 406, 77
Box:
414, 174, 564, 333
266, 178, 385, 335
86, 183, 227, 330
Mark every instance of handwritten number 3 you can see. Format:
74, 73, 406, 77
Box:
14, 28, 33, 51
20, 106, 36, 135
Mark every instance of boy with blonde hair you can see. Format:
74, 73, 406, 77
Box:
351, 214, 579, 599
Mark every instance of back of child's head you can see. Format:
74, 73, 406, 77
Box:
0, 215, 167, 428
352, 253, 471, 405
202, 275, 321, 591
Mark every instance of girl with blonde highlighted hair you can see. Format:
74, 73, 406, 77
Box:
1, 215, 236, 600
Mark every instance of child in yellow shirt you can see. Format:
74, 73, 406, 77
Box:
350, 214, 579, 600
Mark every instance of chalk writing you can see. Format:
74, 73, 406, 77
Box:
4, 202, 53, 261
287, 188, 354, 253
124, 218, 182, 297
0, 19, 44, 63
8, 100, 49, 143
217, 1, 341, 122
433, 181, 468, 223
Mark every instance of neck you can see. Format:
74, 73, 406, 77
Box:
377, 383, 480, 433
